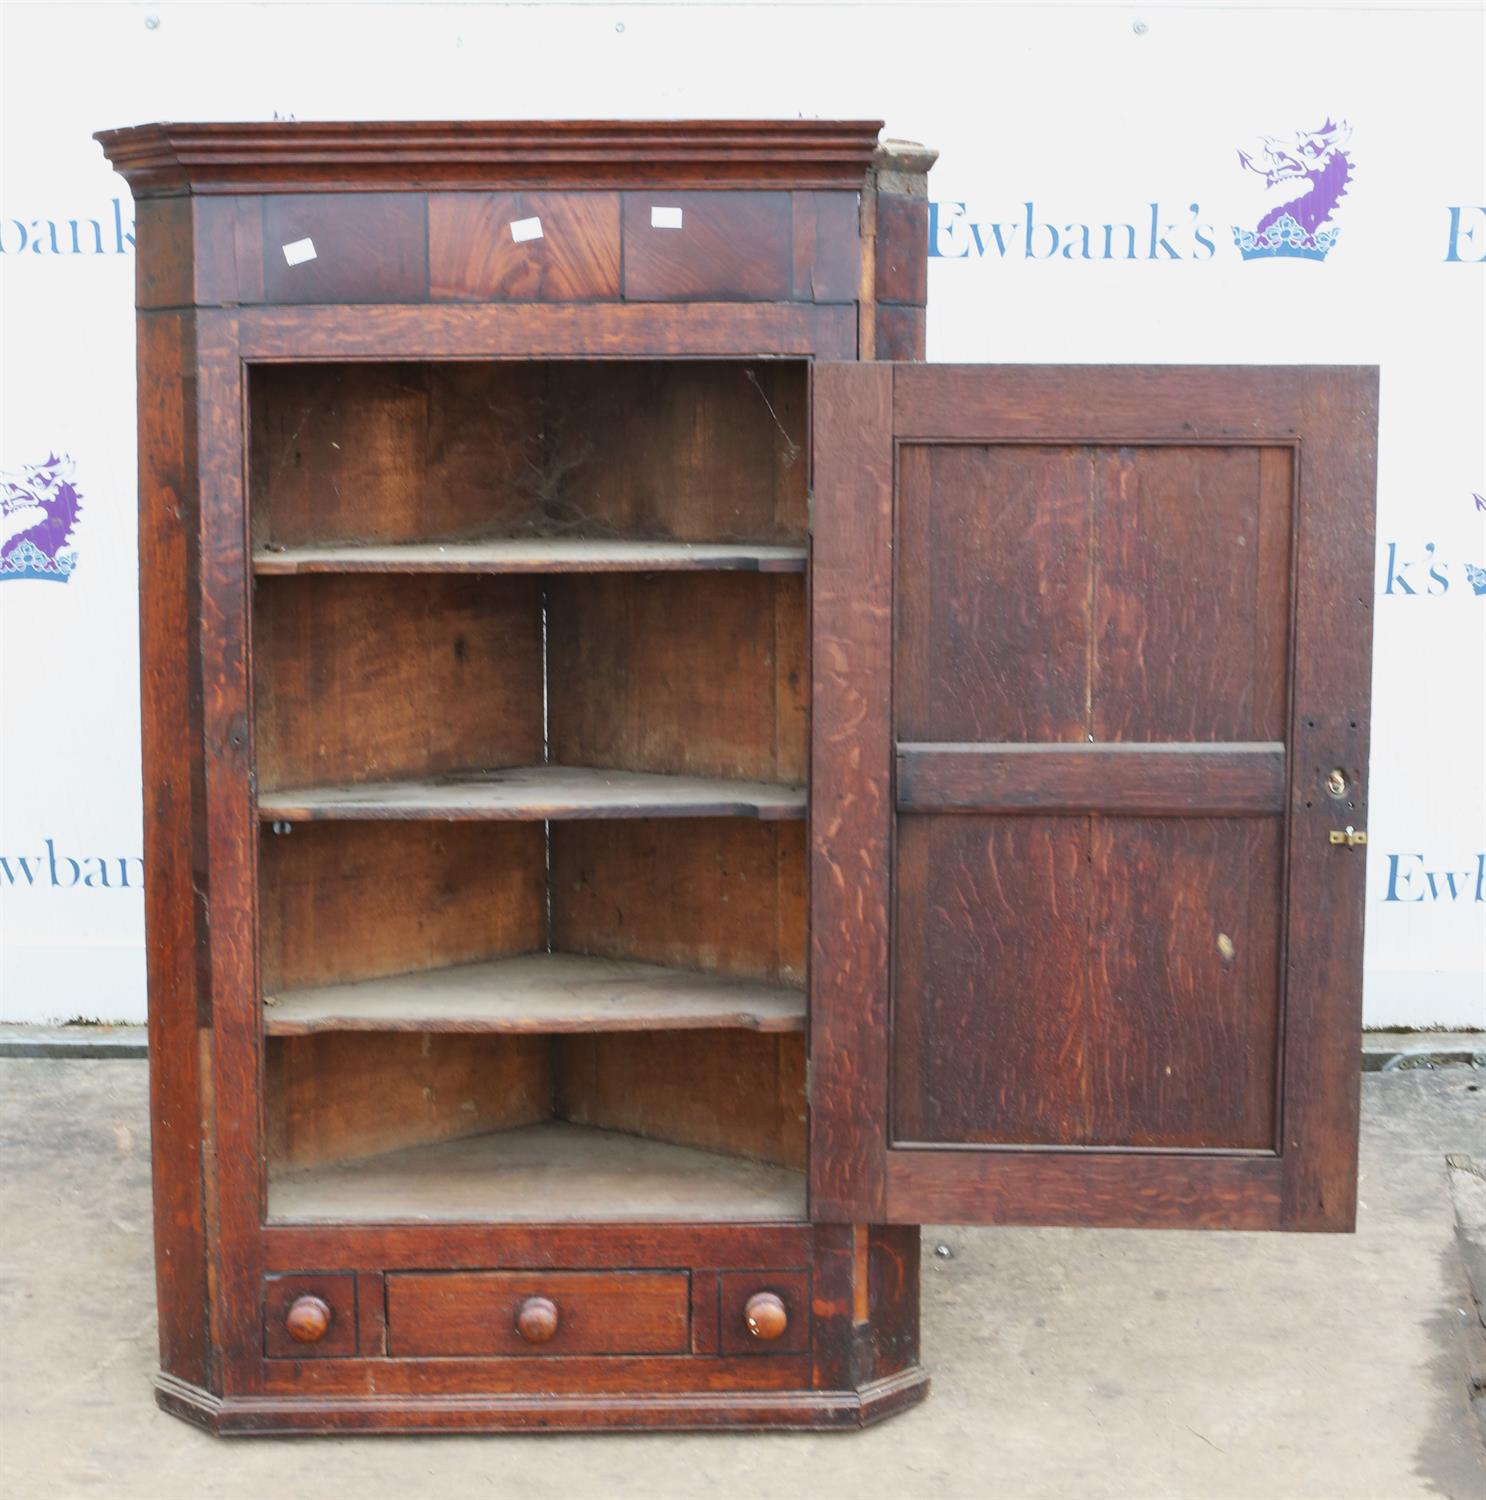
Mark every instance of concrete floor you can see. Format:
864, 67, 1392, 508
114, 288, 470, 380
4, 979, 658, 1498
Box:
1, 1060, 1482, 1500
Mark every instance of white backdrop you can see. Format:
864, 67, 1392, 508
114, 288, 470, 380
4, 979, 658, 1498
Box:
1, 1, 1482, 1027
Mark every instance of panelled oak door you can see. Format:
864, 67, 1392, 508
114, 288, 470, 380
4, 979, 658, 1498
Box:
811, 363, 1377, 1233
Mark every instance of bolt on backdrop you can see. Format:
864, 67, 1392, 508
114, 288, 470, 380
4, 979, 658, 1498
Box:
1, 1, 1482, 1026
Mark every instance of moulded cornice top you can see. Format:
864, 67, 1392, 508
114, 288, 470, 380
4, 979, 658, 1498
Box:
94, 118, 891, 196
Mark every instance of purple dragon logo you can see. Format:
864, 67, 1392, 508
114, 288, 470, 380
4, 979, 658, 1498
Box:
1233, 120, 1353, 262
1, 454, 83, 583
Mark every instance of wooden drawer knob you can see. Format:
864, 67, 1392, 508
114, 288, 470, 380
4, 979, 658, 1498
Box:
744, 1291, 788, 1342
284, 1294, 332, 1344
515, 1295, 560, 1345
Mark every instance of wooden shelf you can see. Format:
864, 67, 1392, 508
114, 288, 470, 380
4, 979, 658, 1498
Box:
253, 539, 807, 575
265, 952, 805, 1036
257, 765, 806, 822
267, 1121, 807, 1223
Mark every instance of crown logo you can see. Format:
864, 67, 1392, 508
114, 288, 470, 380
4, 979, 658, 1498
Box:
1232, 214, 1341, 262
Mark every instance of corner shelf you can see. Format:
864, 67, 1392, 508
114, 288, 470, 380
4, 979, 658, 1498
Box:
265, 952, 806, 1036
267, 1120, 807, 1224
256, 764, 806, 822
252, 539, 808, 575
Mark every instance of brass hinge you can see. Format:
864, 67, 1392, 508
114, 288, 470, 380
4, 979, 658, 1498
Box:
1328, 827, 1368, 847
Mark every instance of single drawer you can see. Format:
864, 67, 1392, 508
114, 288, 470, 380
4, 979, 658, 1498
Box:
386, 1270, 690, 1357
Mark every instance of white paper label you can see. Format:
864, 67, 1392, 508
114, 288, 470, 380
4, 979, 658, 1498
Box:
509, 216, 544, 243
281, 237, 317, 266
650, 206, 684, 229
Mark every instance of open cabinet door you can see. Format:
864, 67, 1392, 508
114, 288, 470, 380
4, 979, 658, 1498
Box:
809, 363, 1377, 1232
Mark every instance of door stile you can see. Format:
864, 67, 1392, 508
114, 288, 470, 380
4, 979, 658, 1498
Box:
807, 361, 894, 1223
192, 309, 266, 1384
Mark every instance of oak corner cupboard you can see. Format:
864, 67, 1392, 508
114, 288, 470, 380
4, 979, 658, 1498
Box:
96, 117, 1378, 1435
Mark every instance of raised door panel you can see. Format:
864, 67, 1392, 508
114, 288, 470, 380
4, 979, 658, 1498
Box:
809, 363, 1377, 1231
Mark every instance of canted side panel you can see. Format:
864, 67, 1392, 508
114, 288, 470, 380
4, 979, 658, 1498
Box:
892, 441, 1293, 1153
136, 310, 213, 1389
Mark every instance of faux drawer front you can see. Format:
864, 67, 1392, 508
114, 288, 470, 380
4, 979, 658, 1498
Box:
386, 1271, 690, 1357
264, 1272, 359, 1359
718, 1270, 811, 1355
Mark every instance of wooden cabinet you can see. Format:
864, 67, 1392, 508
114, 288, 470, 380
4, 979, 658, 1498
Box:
98, 119, 1378, 1434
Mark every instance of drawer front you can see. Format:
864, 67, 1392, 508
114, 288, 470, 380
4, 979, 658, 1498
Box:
386, 1270, 690, 1357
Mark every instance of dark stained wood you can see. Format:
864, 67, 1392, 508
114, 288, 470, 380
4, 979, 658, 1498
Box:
514, 1295, 561, 1346
250, 359, 808, 548
134, 197, 193, 309
253, 574, 544, 791
249, 361, 544, 548
263, 1275, 357, 1359
556, 1030, 807, 1170
387, 1272, 690, 1357
245, 1350, 819, 1400
891, 816, 1088, 1150
742, 1291, 790, 1343
1278, 370, 1378, 1231
114, 116, 1376, 1436
891, 814, 1284, 1150
895, 442, 1089, 743
721, 1275, 810, 1354
261, 1221, 816, 1275
284, 1294, 332, 1344
265, 1031, 552, 1172
256, 765, 807, 823
262, 194, 428, 303
550, 819, 807, 985
894, 364, 1319, 440
258, 821, 545, 994
135, 310, 212, 1391
356, 1271, 387, 1357
191, 197, 266, 306
188, 311, 265, 1389
846, 365, 1371, 1230
253, 539, 808, 575
264, 952, 806, 1036
429, 192, 621, 301
111, 117, 939, 1437
873, 193, 927, 305
268, 1122, 807, 1223
542, 361, 809, 544
896, 742, 1288, 814
1092, 445, 1292, 741
155, 1371, 930, 1432
548, 574, 806, 784
1085, 816, 1283, 1149
622, 192, 792, 301
808, 362, 894, 1222
873, 305, 925, 362
866, 1226, 921, 1381
238, 301, 857, 360
885, 1152, 1284, 1229
791, 192, 861, 301
894, 440, 1293, 742
97, 119, 886, 198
